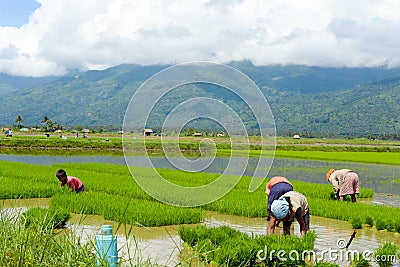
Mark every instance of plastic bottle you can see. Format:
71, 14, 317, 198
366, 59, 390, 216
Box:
96, 225, 118, 266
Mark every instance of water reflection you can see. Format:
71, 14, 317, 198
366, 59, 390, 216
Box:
0, 154, 126, 165
66, 223, 181, 267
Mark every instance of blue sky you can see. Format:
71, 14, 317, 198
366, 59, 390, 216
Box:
0, 0, 40, 27
1, 0, 400, 77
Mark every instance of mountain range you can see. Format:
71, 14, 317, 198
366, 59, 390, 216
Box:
1, 61, 400, 138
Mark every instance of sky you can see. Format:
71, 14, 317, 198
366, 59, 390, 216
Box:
0, 0, 400, 77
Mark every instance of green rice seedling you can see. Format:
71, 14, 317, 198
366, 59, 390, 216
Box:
57, 161, 376, 201
0, 135, 122, 150
365, 216, 374, 227
56, 162, 131, 177
0, 160, 373, 203
394, 219, 400, 233
196, 239, 218, 264
2, 161, 397, 232
178, 225, 242, 248
0, 161, 60, 199
217, 236, 258, 266
351, 218, 363, 229
51, 192, 203, 226
22, 207, 70, 232
275, 151, 400, 165
358, 188, 374, 198
309, 198, 400, 232
385, 220, 396, 232
57, 167, 153, 200
351, 253, 371, 267
373, 242, 398, 267
179, 225, 316, 266
375, 219, 387, 231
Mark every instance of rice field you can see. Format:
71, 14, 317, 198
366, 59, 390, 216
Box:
1, 160, 397, 232
275, 150, 400, 165
1, 152, 400, 266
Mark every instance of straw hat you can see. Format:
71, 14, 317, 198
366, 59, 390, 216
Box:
326, 169, 335, 181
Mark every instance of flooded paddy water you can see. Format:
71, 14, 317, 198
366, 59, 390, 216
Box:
66, 212, 400, 266
1, 151, 399, 266
2, 198, 400, 266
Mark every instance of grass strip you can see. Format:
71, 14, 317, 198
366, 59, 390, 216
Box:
51, 192, 203, 227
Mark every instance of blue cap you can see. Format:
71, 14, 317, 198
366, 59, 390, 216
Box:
271, 198, 289, 219
100, 225, 113, 235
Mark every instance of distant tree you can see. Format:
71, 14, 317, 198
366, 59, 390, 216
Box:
97, 126, 105, 133
15, 115, 23, 129
41, 116, 53, 131
181, 128, 196, 136
41, 116, 50, 124
52, 122, 63, 131
76, 125, 83, 132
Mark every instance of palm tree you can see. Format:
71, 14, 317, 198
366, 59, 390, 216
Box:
41, 116, 50, 124
15, 115, 23, 129
41, 116, 53, 131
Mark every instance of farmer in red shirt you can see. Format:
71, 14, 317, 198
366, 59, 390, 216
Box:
56, 169, 84, 193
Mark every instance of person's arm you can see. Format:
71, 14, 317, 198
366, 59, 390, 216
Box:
330, 175, 340, 193
265, 180, 272, 195
336, 190, 341, 200
295, 208, 307, 237
267, 216, 277, 235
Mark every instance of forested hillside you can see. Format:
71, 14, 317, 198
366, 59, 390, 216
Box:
1, 62, 399, 138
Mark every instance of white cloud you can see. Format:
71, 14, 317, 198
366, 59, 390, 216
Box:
0, 0, 400, 76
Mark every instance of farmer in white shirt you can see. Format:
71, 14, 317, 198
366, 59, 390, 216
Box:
326, 169, 360, 202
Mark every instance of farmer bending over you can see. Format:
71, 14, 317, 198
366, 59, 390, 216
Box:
56, 169, 84, 193
265, 176, 293, 221
326, 169, 360, 202
267, 191, 309, 237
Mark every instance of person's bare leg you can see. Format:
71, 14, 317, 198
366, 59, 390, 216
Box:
351, 194, 356, 202
339, 195, 344, 201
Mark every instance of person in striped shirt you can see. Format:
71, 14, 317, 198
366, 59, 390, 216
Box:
267, 191, 309, 237
326, 169, 360, 202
